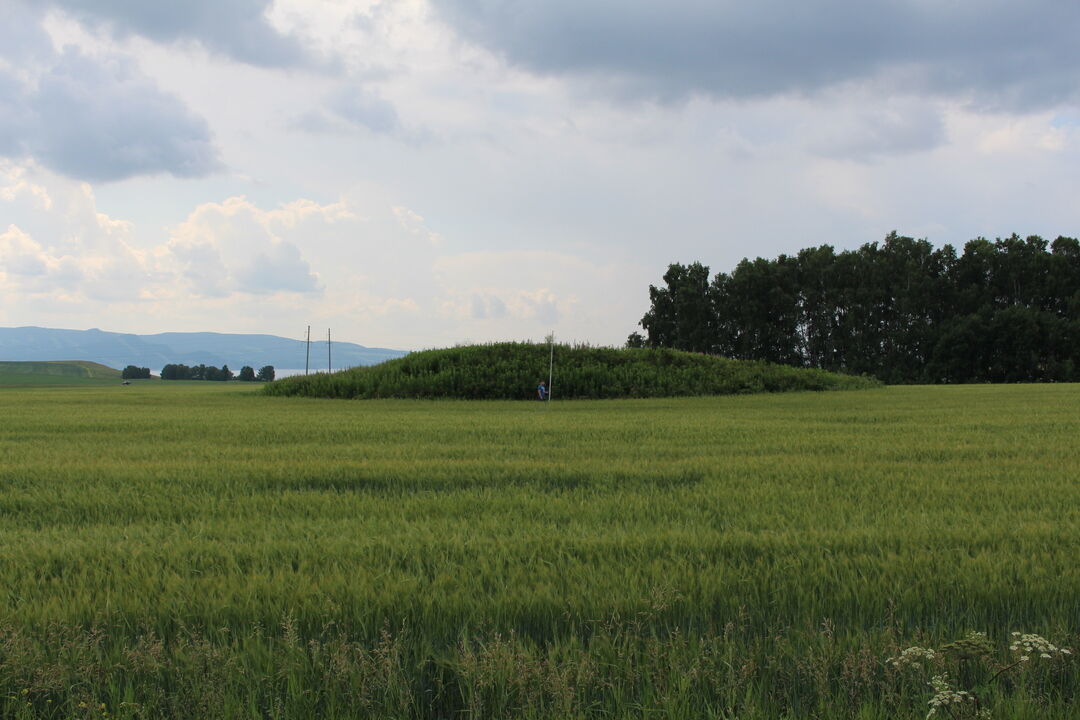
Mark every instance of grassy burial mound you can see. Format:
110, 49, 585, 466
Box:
264, 342, 879, 399
0, 360, 122, 386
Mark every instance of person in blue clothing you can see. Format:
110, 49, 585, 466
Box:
536, 380, 548, 400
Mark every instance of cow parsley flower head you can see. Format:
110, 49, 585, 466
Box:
891, 645, 937, 670
926, 674, 976, 718
1008, 633, 1072, 661
941, 631, 994, 660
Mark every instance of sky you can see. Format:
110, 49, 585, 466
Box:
1, 0, 1078, 350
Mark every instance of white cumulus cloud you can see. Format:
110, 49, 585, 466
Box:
166, 197, 323, 297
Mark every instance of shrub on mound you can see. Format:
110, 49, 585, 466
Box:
263, 343, 880, 400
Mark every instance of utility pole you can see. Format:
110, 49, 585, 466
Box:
305, 325, 311, 375
327, 328, 332, 373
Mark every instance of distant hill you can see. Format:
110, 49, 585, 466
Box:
0, 327, 407, 372
0, 361, 123, 386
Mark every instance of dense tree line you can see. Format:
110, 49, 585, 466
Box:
161, 364, 233, 381
121, 365, 151, 379
160, 364, 275, 381
237, 365, 278, 382
634, 233, 1080, 383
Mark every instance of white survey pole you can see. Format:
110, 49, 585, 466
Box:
545, 332, 554, 402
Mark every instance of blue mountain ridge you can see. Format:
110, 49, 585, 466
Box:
0, 326, 407, 371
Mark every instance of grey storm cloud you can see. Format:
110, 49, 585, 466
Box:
0, 0, 55, 64
434, 0, 1080, 108
47, 0, 312, 69
329, 90, 402, 135
293, 88, 403, 136
0, 50, 222, 183
810, 102, 947, 161
0, 74, 29, 158
0, 2, 221, 182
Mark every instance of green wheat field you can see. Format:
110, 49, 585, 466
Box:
0, 382, 1077, 718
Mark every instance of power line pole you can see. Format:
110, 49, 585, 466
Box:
327, 328, 332, 373
304, 325, 311, 375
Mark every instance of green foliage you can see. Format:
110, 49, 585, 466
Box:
238, 365, 257, 382
256, 365, 275, 382
642, 233, 1080, 383
0, 383, 1077, 718
640, 261, 716, 352
264, 342, 878, 399
161, 363, 234, 381
121, 365, 151, 379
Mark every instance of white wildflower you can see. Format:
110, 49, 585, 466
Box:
926, 674, 976, 719
891, 646, 937, 670
1008, 633, 1072, 661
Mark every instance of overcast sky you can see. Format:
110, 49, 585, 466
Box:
1, 0, 1078, 350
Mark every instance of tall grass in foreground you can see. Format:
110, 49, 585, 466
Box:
0, 383, 1076, 718
264, 343, 880, 399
